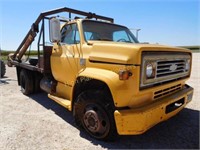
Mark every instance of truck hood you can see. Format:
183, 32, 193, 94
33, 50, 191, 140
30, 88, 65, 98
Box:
88, 41, 190, 65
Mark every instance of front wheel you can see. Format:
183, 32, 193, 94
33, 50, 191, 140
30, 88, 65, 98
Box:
73, 90, 117, 141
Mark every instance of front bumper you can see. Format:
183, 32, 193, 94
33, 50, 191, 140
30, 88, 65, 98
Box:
114, 84, 193, 135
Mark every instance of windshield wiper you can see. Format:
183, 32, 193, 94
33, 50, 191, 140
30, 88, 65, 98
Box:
98, 38, 113, 41
124, 41, 133, 43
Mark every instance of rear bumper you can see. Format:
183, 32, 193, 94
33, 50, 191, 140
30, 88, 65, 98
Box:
114, 84, 193, 135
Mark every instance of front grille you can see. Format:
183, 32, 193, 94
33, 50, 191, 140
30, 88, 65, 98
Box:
156, 60, 186, 78
154, 84, 182, 99
140, 52, 191, 89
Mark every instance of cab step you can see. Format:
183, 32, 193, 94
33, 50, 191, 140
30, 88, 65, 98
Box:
48, 94, 71, 111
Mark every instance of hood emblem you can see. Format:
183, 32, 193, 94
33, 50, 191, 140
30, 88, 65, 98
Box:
169, 64, 177, 71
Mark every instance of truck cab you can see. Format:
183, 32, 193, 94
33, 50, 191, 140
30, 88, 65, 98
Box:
8, 7, 194, 141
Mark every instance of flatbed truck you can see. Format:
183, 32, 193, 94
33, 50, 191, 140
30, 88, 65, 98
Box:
8, 7, 194, 140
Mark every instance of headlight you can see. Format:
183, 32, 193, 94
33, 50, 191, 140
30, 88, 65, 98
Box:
185, 59, 190, 71
146, 62, 155, 79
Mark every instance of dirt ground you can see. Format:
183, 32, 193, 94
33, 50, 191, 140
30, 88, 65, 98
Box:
0, 53, 199, 150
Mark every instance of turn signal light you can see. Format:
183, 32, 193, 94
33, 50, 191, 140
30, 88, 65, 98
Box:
119, 70, 132, 80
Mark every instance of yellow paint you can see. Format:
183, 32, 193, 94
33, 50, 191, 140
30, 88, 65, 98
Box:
48, 94, 71, 110
114, 85, 193, 135
56, 82, 72, 100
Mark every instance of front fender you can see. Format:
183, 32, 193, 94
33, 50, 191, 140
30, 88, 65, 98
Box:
78, 67, 132, 107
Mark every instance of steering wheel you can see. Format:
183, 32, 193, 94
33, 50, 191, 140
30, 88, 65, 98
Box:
117, 38, 127, 42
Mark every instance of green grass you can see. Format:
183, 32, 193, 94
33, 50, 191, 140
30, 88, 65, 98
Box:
1, 50, 39, 62
1, 50, 38, 56
1, 55, 7, 61
192, 50, 200, 53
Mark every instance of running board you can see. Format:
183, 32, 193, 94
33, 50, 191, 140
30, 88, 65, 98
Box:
48, 94, 71, 111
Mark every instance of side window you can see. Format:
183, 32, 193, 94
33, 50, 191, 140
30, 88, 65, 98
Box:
61, 24, 80, 44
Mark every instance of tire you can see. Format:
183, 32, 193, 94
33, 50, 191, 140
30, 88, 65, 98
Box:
1, 60, 6, 78
29, 58, 38, 66
34, 74, 42, 93
73, 90, 117, 141
20, 69, 34, 95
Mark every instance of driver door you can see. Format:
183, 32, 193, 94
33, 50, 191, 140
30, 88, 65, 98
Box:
51, 23, 81, 90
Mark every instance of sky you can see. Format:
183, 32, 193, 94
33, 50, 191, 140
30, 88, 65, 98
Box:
0, 0, 199, 50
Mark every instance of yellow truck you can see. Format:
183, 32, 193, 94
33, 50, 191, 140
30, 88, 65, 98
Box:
8, 7, 194, 140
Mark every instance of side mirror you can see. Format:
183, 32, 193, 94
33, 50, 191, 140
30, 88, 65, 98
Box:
49, 18, 61, 43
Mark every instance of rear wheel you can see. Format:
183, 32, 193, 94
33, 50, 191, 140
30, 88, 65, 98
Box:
29, 58, 38, 66
0, 60, 6, 78
34, 74, 42, 93
73, 90, 117, 141
20, 69, 34, 95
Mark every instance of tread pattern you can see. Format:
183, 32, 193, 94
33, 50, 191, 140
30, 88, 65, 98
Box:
20, 70, 34, 95
73, 90, 118, 141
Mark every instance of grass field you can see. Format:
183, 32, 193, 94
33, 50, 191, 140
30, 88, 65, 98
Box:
0, 50, 38, 61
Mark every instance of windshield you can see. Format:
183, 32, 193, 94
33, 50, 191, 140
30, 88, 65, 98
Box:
82, 20, 139, 43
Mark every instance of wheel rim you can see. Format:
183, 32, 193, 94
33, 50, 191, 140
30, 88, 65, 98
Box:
83, 104, 110, 138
